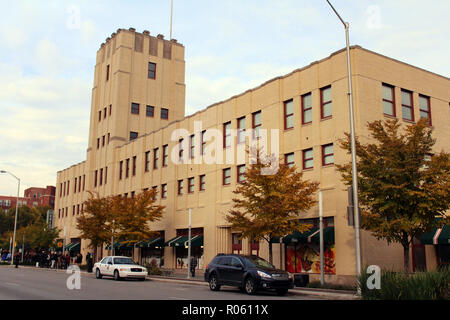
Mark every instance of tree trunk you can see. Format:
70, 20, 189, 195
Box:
403, 245, 410, 274
268, 241, 273, 265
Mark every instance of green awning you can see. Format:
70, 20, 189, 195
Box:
137, 237, 165, 248
420, 225, 450, 245
165, 235, 204, 247
68, 242, 80, 251
271, 227, 335, 245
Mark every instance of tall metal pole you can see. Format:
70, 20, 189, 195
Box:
1, 170, 20, 266
112, 219, 115, 256
170, 0, 174, 39
22, 234, 24, 263
326, 0, 362, 287
187, 208, 192, 279
319, 191, 324, 285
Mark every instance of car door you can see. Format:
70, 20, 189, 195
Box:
217, 257, 232, 285
104, 257, 113, 275
229, 257, 245, 285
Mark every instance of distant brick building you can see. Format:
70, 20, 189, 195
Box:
0, 186, 55, 213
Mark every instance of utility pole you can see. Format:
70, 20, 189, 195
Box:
187, 208, 192, 279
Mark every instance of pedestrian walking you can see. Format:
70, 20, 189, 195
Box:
190, 257, 198, 278
76, 253, 82, 266
86, 252, 93, 273
14, 252, 20, 268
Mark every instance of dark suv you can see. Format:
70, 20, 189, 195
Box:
204, 254, 293, 295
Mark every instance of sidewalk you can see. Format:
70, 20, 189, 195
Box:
1, 265, 359, 300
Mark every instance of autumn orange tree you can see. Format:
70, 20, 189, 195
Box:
226, 150, 319, 264
77, 191, 115, 254
337, 119, 450, 273
77, 190, 165, 256
112, 189, 165, 246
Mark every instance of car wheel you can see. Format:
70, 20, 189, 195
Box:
276, 288, 288, 296
209, 274, 221, 291
244, 277, 257, 295
95, 268, 102, 279
114, 270, 121, 281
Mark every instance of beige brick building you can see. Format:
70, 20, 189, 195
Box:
54, 28, 450, 284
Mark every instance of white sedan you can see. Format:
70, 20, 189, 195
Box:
94, 256, 148, 281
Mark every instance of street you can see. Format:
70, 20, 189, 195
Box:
0, 266, 324, 300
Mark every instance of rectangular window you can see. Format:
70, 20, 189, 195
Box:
77, 204, 80, 215
223, 122, 232, 148
148, 62, 156, 79
161, 184, 167, 199
223, 168, 231, 186
102, 135, 105, 147
105, 167, 108, 185
104, 107, 107, 119
78, 176, 81, 192
419, 95, 431, 125
73, 205, 75, 216
161, 108, 169, 120
131, 191, 135, 199
237, 165, 246, 183
67, 181, 70, 195
179, 139, 184, 162
285, 153, 295, 168
94, 170, 98, 187
302, 93, 312, 124
109, 104, 112, 116
252, 111, 262, 139
132, 156, 136, 176
74, 178, 77, 193
131, 103, 139, 115
83, 175, 85, 190
201, 130, 206, 155
188, 177, 195, 194
178, 180, 183, 195
284, 99, 294, 129
146, 105, 154, 117
130, 131, 138, 141
189, 134, 195, 159
97, 138, 100, 149
401, 89, 414, 121
162, 145, 168, 167
321, 86, 332, 119
107, 133, 110, 144
98, 110, 101, 122
237, 117, 246, 144
153, 148, 159, 169
199, 174, 206, 191
322, 144, 334, 166
145, 151, 150, 172
119, 161, 123, 180
126, 159, 130, 178
60, 183, 62, 197
63, 182, 66, 196
303, 148, 314, 170
106, 65, 110, 81
99, 168, 103, 186
382, 84, 396, 116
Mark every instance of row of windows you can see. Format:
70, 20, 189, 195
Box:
58, 204, 84, 219
97, 133, 111, 149
98, 105, 112, 122
284, 143, 334, 170
131, 102, 169, 120
60, 175, 85, 198
0, 200, 11, 206
94, 167, 108, 188
105, 62, 156, 82
382, 83, 431, 124
177, 175, 207, 195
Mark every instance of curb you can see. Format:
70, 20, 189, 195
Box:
1, 265, 359, 300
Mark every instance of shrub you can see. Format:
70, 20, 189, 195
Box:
358, 266, 450, 300
145, 262, 163, 275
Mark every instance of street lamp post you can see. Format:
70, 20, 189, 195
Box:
325, 1, 362, 285
0, 170, 20, 266
187, 208, 192, 279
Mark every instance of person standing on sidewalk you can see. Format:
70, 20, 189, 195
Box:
14, 252, 20, 268
190, 257, 197, 278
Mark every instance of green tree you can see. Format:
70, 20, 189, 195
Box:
337, 119, 450, 273
226, 150, 319, 264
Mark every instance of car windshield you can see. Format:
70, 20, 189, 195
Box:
244, 256, 275, 269
113, 257, 136, 265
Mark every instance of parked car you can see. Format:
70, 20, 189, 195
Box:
93, 256, 147, 281
204, 254, 293, 295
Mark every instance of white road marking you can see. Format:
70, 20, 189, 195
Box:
168, 296, 189, 300
5, 282, 19, 286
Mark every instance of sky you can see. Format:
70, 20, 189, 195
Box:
0, 0, 449, 196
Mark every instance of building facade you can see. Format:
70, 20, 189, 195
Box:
0, 186, 55, 213
54, 28, 450, 284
